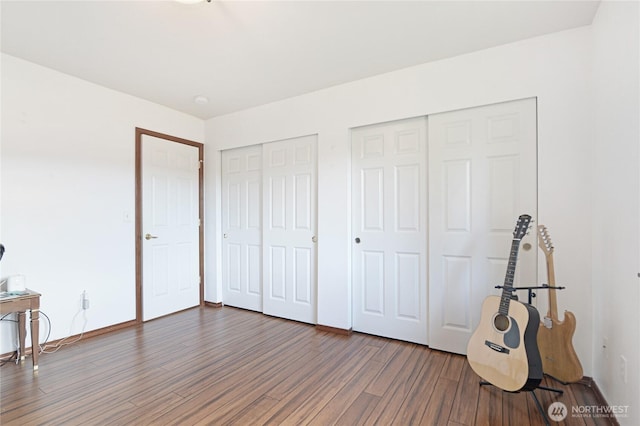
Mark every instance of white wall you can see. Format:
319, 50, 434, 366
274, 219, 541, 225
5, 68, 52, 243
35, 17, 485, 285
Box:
205, 27, 596, 372
591, 1, 640, 421
0, 54, 204, 354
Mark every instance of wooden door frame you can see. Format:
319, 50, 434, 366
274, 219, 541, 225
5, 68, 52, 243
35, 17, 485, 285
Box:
135, 127, 205, 323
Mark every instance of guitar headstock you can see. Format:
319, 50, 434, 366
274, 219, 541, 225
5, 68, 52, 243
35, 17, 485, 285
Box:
537, 224, 554, 256
513, 214, 532, 240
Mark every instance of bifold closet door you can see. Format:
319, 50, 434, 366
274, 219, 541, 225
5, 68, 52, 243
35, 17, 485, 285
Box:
428, 98, 538, 354
221, 146, 263, 312
262, 135, 318, 324
351, 117, 428, 345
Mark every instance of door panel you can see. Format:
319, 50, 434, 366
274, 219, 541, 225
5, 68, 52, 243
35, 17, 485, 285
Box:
428, 98, 538, 354
222, 146, 263, 312
142, 135, 200, 321
263, 135, 317, 324
352, 116, 428, 344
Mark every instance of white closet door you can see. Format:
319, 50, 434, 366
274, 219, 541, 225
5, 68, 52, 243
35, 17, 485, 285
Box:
352, 117, 428, 344
262, 135, 317, 324
221, 146, 262, 312
142, 135, 200, 321
428, 98, 538, 354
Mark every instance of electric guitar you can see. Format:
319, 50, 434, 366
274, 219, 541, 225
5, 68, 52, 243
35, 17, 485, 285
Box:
536, 225, 583, 383
466, 214, 543, 392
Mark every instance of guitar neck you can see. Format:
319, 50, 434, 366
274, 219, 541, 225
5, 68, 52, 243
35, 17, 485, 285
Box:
499, 238, 521, 314
545, 253, 559, 321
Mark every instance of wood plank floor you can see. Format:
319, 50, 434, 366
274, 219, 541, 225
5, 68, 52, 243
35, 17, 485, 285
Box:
1, 306, 613, 425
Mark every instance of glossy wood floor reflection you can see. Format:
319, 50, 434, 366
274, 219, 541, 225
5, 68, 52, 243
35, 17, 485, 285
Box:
1, 307, 613, 425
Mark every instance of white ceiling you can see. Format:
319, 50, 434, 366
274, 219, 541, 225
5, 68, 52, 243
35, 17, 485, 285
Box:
1, 0, 600, 119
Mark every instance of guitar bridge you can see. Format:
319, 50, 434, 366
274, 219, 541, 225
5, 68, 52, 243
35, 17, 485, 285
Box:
485, 340, 510, 354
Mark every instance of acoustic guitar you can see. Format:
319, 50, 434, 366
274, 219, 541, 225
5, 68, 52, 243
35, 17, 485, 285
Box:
536, 225, 583, 383
467, 214, 543, 392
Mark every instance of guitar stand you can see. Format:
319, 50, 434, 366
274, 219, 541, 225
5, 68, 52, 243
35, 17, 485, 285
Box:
478, 381, 563, 426
484, 284, 566, 426
493, 283, 565, 305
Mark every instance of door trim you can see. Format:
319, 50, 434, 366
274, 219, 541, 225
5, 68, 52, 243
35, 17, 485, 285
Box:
135, 127, 205, 323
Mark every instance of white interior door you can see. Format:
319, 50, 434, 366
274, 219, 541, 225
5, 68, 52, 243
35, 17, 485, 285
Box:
428, 98, 538, 354
352, 117, 428, 345
142, 135, 200, 321
221, 146, 262, 312
262, 135, 317, 324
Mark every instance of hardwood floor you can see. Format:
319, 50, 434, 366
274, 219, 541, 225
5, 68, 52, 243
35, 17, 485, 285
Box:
1, 306, 614, 425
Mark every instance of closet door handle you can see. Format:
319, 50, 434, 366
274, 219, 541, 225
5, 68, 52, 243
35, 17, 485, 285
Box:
355, 237, 361, 244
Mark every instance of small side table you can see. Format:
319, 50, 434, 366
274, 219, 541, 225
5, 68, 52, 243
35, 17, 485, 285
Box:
0, 289, 41, 370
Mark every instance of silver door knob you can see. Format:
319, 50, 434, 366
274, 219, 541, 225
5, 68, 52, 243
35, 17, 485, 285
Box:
145, 233, 158, 240
312, 236, 317, 243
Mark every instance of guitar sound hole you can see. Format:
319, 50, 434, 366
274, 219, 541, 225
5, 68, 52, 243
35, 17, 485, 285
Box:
493, 314, 510, 332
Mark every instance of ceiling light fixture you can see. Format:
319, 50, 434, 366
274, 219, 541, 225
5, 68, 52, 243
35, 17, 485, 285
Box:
194, 95, 209, 105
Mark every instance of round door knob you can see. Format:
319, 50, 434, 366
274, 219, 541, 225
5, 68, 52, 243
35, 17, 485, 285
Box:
355, 237, 361, 244
145, 233, 158, 240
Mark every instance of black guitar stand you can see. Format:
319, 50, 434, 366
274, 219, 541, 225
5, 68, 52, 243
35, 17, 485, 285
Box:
478, 284, 565, 426
497, 283, 565, 305
479, 380, 562, 426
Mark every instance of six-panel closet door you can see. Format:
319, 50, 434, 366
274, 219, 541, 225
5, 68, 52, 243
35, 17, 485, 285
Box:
221, 145, 263, 312
428, 98, 538, 354
351, 117, 428, 345
262, 135, 318, 324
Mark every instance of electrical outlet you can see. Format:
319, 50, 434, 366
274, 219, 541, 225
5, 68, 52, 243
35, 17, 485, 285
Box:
82, 291, 90, 310
620, 355, 628, 383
